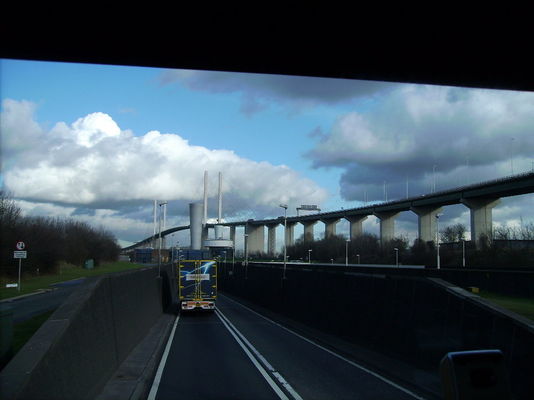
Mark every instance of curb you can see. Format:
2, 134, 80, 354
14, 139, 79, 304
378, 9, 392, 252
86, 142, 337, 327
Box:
1, 277, 87, 303
0, 288, 57, 303
95, 312, 177, 400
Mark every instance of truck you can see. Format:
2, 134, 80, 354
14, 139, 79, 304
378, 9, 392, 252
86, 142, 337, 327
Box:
178, 259, 217, 311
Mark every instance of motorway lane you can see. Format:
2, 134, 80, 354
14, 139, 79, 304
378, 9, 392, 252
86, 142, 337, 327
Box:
151, 308, 282, 400
149, 294, 427, 400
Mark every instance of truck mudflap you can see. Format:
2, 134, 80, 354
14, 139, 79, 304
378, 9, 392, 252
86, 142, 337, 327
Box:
181, 300, 216, 311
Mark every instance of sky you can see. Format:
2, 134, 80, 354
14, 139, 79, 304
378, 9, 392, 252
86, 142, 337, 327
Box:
1, 58, 533, 250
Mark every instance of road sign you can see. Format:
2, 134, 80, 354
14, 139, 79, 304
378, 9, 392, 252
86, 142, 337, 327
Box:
14, 251, 27, 259
16, 241, 25, 250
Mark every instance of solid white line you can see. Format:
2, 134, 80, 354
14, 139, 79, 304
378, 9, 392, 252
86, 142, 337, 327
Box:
220, 294, 427, 400
147, 314, 180, 400
215, 309, 290, 400
216, 308, 303, 400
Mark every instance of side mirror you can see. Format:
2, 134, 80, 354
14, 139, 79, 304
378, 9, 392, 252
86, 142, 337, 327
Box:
439, 350, 511, 399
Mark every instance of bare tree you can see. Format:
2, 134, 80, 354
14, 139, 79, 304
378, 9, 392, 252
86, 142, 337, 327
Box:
440, 223, 467, 242
0, 190, 21, 227
494, 221, 534, 240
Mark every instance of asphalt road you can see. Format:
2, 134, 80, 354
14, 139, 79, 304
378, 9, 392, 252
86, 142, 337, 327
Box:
2, 278, 85, 323
148, 294, 428, 400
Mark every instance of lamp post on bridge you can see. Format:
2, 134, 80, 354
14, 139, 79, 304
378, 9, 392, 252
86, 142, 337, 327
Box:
308, 249, 313, 264
394, 247, 399, 267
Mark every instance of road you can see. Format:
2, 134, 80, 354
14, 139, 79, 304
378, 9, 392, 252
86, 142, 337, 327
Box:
148, 294, 429, 400
1, 278, 85, 323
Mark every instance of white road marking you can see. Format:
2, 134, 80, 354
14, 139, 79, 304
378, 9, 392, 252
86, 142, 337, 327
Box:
147, 314, 180, 400
216, 308, 303, 400
220, 294, 427, 400
215, 309, 291, 400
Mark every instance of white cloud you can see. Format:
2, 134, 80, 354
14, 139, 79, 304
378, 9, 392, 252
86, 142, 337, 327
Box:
14, 198, 157, 244
16, 199, 76, 218
1, 99, 328, 218
305, 85, 534, 201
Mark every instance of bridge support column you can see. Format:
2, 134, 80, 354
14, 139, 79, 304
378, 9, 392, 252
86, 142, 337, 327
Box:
201, 225, 208, 250
245, 224, 265, 255
230, 226, 236, 245
285, 221, 297, 247
347, 215, 368, 239
322, 218, 340, 239
411, 206, 443, 243
302, 221, 317, 242
267, 223, 279, 256
461, 198, 501, 247
374, 211, 399, 244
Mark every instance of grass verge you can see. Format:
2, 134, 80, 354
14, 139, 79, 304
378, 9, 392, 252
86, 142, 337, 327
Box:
12, 310, 56, 354
0, 261, 147, 300
478, 290, 534, 321
1, 309, 56, 370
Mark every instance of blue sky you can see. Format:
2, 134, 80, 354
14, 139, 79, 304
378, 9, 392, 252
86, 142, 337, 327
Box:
2, 58, 533, 249
1, 60, 344, 201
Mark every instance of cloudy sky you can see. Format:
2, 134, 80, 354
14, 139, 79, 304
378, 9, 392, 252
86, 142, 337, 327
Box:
1, 59, 533, 249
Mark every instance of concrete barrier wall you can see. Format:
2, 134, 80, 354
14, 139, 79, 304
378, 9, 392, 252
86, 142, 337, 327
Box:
434, 268, 534, 298
220, 263, 534, 400
0, 265, 176, 400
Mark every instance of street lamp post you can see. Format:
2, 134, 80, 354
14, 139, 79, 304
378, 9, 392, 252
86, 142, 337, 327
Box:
432, 165, 436, 193
462, 239, 466, 268
345, 239, 350, 266
357, 254, 360, 264
394, 247, 399, 267
436, 213, 443, 269
244, 233, 249, 279
308, 249, 312, 264
158, 201, 167, 277
158, 207, 161, 274
171, 234, 175, 264
280, 204, 288, 279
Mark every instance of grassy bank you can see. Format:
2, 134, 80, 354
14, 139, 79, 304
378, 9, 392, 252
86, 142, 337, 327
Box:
12, 310, 56, 353
479, 290, 534, 321
1, 309, 57, 370
0, 261, 147, 300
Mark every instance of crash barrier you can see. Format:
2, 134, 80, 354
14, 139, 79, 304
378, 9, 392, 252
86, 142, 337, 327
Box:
0, 264, 177, 400
220, 263, 534, 400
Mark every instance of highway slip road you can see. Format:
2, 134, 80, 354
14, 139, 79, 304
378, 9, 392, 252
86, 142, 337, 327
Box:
2, 278, 86, 323
148, 294, 429, 400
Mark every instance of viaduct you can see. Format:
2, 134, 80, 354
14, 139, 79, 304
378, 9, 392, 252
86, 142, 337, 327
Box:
123, 172, 534, 254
